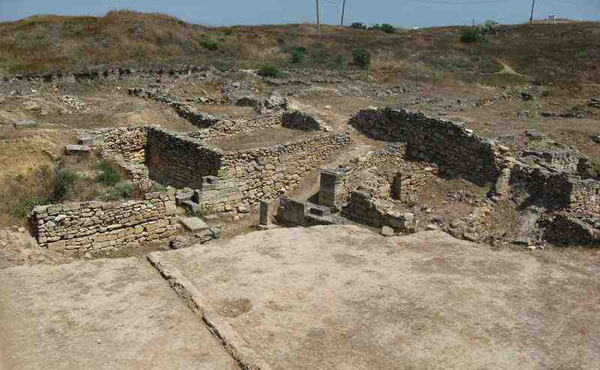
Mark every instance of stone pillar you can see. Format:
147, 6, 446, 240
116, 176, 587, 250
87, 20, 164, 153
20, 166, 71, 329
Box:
318, 168, 347, 211
259, 201, 270, 226
391, 172, 402, 200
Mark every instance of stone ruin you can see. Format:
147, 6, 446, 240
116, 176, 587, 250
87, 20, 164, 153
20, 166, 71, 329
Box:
276, 107, 600, 247
31, 105, 600, 252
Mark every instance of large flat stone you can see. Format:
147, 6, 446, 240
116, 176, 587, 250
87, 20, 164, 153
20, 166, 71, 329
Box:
153, 225, 600, 370
179, 217, 209, 232
64, 144, 91, 155
0, 258, 237, 370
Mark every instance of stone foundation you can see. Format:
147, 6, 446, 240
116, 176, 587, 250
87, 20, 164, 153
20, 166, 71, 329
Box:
31, 191, 178, 253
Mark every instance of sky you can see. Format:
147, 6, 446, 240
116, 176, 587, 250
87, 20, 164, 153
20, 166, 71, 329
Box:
0, 0, 598, 27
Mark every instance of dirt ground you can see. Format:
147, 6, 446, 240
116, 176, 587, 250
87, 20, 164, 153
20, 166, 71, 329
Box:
0, 257, 238, 370
150, 225, 600, 370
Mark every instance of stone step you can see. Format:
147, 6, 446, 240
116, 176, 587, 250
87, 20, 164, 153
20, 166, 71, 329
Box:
181, 200, 201, 215
179, 217, 209, 232
13, 119, 37, 129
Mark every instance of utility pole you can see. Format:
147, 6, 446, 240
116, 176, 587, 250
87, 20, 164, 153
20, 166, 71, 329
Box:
340, 0, 347, 26
529, 0, 536, 23
316, 0, 321, 36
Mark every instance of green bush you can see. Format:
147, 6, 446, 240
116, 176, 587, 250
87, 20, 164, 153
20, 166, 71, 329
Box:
460, 27, 482, 43
97, 160, 121, 187
258, 65, 286, 78
479, 19, 497, 35
380, 23, 396, 34
52, 167, 79, 201
290, 47, 307, 63
350, 22, 367, 30
103, 181, 133, 201
353, 48, 371, 69
199, 40, 218, 51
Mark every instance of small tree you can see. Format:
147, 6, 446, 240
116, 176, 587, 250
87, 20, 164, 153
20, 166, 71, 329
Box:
460, 27, 482, 43
380, 23, 396, 34
350, 22, 367, 30
352, 48, 371, 69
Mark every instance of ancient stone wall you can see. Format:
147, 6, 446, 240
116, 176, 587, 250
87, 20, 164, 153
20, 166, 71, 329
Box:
510, 163, 600, 214
189, 113, 282, 142
281, 110, 331, 132
145, 128, 223, 188
342, 191, 413, 229
542, 213, 600, 245
349, 108, 505, 185
82, 126, 149, 164
30, 191, 178, 253
220, 132, 351, 206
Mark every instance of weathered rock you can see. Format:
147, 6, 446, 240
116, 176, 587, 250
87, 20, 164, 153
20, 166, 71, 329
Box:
381, 226, 395, 237
179, 217, 209, 232
13, 119, 37, 129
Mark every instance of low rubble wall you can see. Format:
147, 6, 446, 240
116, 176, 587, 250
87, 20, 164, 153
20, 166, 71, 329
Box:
81, 126, 148, 164
510, 163, 600, 214
342, 191, 413, 229
543, 213, 600, 245
30, 191, 178, 253
349, 108, 505, 185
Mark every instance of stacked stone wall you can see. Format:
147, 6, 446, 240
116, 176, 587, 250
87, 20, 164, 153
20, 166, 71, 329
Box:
82, 126, 149, 163
349, 108, 505, 185
145, 128, 223, 188
342, 191, 412, 229
510, 163, 600, 214
30, 191, 178, 253
220, 132, 351, 206
189, 113, 282, 142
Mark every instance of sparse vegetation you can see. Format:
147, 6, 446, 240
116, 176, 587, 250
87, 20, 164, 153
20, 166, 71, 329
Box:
460, 27, 483, 43
258, 65, 286, 78
103, 181, 134, 201
369, 23, 396, 34
353, 48, 371, 69
289, 47, 307, 64
96, 160, 121, 187
0, 11, 597, 84
350, 22, 367, 30
51, 165, 80, 202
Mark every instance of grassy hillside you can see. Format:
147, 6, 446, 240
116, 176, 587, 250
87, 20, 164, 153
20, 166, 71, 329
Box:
1, 10, 599, 85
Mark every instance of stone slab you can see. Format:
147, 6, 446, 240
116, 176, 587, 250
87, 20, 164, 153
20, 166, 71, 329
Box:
153, 225, 600, 370
13, 119, 37, 129
0, 258, 238, 370
64, 144, 91, 155
179, 217, 209, 232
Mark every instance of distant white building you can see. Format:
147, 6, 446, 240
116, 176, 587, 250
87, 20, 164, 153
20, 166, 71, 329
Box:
548, 14, 556, 23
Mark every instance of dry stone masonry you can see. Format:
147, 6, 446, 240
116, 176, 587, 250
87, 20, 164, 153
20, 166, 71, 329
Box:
31, 191, 178, 252
349, 107, 506, 185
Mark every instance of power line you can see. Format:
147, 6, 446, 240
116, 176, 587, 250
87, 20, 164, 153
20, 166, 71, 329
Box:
340, 0, 347, 26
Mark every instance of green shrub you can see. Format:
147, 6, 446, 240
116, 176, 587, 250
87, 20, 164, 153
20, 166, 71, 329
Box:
52, 167, 79, 201
352, 48, 371, 69
350, 22, 367, 30
478, 19, 497, 35
380, 23, 396, 34
290, 47, 307, 63
199, 40, 218, 51
103, 181, 133, 201
258, 65, 286, 78
97, 160, 120, 187
460, 27, 482, 43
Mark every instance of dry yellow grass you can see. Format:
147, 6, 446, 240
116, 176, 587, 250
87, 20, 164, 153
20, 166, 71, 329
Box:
1, 11, 598, 85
